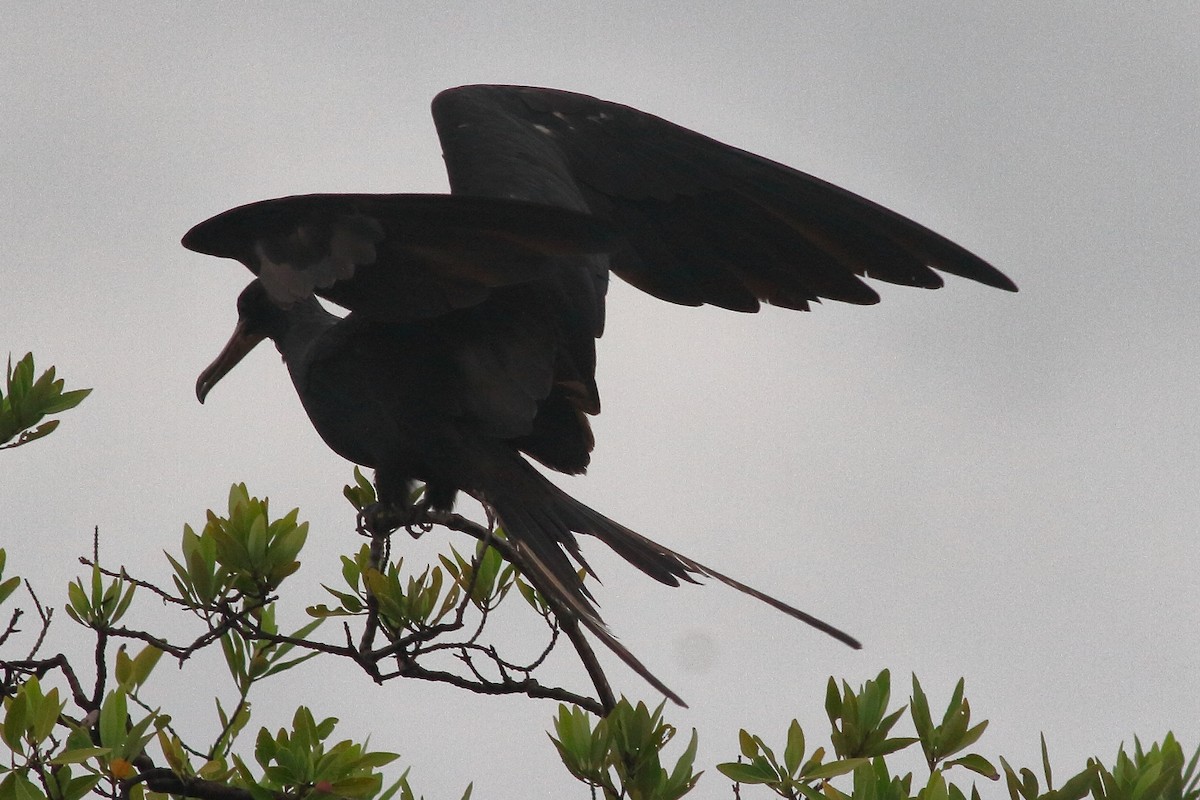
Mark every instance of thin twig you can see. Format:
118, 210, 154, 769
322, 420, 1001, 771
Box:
389, 660, 604, 715
23, 580, 52, 660
430, 512, 617, 713
82, 560, 191, 608
0, 607, 21, 648
126, 691, 211, 761
358, 531, 388, 652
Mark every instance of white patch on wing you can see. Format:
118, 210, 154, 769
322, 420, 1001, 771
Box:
256, 250, 312, 307
327, 220, 380, 284
254, 214, 384, 306
532, 123, 555, 136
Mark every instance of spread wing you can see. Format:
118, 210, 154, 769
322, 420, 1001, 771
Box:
182, 193, 616, 322
432, 84, 1016, 312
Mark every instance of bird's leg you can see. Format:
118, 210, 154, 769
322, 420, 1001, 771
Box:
359, 500, 432, 539
390, 481, 461, 537
358, 473, 436, 539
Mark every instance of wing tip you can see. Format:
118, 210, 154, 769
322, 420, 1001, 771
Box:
955, 264, 1019, 294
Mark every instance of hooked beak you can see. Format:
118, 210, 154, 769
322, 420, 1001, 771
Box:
196, 318, 266, 403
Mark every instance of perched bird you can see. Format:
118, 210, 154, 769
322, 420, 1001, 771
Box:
188, 85, 1015, 703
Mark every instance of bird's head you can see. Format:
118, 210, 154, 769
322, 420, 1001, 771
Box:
195, 280, 288, 403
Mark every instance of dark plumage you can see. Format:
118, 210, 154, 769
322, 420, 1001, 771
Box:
189, 85, 1015, 703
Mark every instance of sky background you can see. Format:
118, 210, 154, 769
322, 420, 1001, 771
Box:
3, 3, 1197, 797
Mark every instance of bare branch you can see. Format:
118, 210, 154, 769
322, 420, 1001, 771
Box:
357, 531, 388, 652
0, 607, 21, 649
23, 580, 52, 660
389, 659, 604, 715
82, 560, 191, 609
91, 629, 108, 709
2, 653, 91, 710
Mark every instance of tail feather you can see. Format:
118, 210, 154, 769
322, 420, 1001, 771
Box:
511, 542, 689, 706
499, 502, 598, 602
568, 497, 862, 649
485, 459, 860, 705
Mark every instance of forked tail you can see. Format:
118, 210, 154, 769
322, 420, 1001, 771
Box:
485, 459, 860, 706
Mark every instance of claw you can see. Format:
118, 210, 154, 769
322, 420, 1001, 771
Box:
359, 500, 432, 538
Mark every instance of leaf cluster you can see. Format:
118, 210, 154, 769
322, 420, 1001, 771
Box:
551, 699, 700, 800
1001, 733, 1200, 800
233, 707, 399, 800
64, 566, 135, 629
1, 677, 103, 800
1, 388, 1195, 800
167, 484, 309, 606
0, 352, 90, 450
711, 671, 995, 800
0, 460, 587, 799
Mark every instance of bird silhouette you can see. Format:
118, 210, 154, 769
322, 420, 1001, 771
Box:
188, 85, 1015, 704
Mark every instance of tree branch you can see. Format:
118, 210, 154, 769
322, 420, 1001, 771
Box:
390, 660, 604, 715
0, 607, 21, 649
129, 769, 259, 800
425, 509, 617, 714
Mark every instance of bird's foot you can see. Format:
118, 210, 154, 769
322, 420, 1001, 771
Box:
358, 501, 433, 539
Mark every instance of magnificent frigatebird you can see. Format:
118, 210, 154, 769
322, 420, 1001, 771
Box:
188, 85, 1016, 703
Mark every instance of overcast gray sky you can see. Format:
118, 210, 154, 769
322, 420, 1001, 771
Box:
3, 3, 1198, 797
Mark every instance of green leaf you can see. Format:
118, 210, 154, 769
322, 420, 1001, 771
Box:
329, 776, 384, 799
1056, 765, 1098, 800
3, 690, 28, 752
874, 706, 909, 741
717, 761, 777, 785
515, 577, 543, 610
60, 774, 102, 800
805, 757, 870, 780
952, 719, 989, 757
354, 751, 400, 770
825, 676, 843, 721
42, 388, 92, 414
89, 563, 104, 608
66, 579, 89, 621
31, 686, 63, 742
247, 515, 267, 568
1040, 732, 1053, 788
261, 650, 321, 678
910, 674, 933, 742
943, 679, 966, 725
946, 753, 999, 780
130, 645, 164, 687
738, 728, 759, 760
1000, 756, 1023, 799
784, 719, 805, 775
666, 729, 701, 797
50, 746, 110, 766
98, 691, 128, 750
871, 735, 919, 758
0, 770, 48, 800
1132, 762, 1164, 800
115, 646, 133, 687
120, 709, 160, 763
